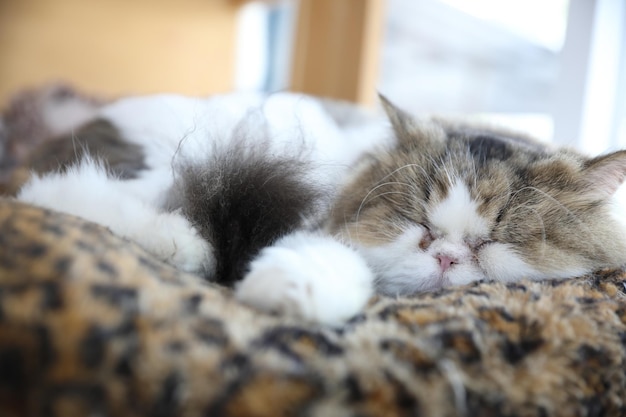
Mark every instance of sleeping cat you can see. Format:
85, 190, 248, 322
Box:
16, 92, 626, 325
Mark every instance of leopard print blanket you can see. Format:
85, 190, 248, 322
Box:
1, 198, 626, 417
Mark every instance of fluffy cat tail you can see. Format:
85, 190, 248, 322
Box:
166, 140, 328, 286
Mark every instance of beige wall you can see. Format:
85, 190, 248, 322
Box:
290, 0, 384, 107
0, 0, 241, 104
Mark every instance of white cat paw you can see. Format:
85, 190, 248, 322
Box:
235, 232, 374, 326
16, 164, 214, 275
135, 212, 215, 275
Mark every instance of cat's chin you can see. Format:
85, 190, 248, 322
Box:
357, 234, 486, 295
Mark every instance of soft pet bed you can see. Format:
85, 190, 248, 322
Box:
1, 199, 626, 416
1, 87, 626, 417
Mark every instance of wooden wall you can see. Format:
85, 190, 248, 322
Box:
290, 0, 385, 106
0, 0, 385, 107
0, 0, 241, 104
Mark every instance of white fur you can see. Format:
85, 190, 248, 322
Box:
17, 159, 214, 274
610, 183, 626, 230
99, 93, 389, 197
429, 182, 489, 239
361, 183, 529, 294
365, 181, 595, 293
360, 225, 443, 295
235, 231, 374, 326
16, 92, 387, 325
477, 243, 544, 282
479, 242, 591, 282
360, 183, 490, 294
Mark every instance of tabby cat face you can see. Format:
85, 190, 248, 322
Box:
329, 98, 626, 295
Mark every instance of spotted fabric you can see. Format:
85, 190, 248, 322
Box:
1, 198, 626, 417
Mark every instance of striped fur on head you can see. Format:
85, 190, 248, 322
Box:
328, 97, 626, 294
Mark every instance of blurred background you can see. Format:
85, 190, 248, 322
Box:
0, 0, 624, 155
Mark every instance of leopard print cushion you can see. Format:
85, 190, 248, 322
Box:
1, 197, 626, 417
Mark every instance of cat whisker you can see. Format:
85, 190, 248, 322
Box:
468, 150, 479, 190
357, 182, 418, 213
372, 164, 426, 187
355, 184, 416, 240
441, 162, 458, 189
508, 203, 548, 254
430, 154, 456, 188
512, 186, 591, 236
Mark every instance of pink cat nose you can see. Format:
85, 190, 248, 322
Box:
436, 254, 457, 272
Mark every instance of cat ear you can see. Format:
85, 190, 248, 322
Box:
378, 93, 445, 148
379, 93, 415, 137
582, 150, 626, 197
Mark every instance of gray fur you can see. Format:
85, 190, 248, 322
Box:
27, 119, 147, 179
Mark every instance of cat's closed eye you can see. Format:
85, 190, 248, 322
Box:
418, 225, 434, 250
468, 238, 493, 251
